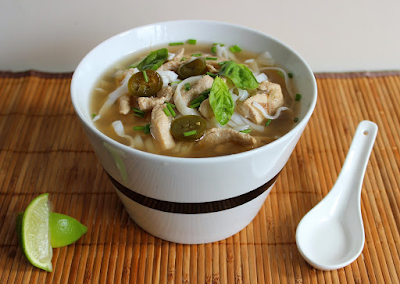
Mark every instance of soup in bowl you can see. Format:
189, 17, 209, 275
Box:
71, 20, 317, 244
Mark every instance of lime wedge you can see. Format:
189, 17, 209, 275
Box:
49, 213, 87, 248
20, 193, 53, 272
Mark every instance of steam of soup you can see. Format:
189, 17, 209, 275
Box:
90, 42, 300, 157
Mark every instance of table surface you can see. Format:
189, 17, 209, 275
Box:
1, 71, 400, 283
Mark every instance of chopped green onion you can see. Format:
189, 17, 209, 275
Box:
133, 124, 151, 134
206, 72, 217, 78
184, 83, 191, 91
142, 70, 149, 82
169, 42, 184, 46
265, 119, 272, 126
218, 60, 233, 66
240, 129, 252, 134
92, 113, 97, 119
187, 39, 197, 44
170, 80, 182, 85
164, 108, 171, 116
288, 73, 293, 78
294, 117, 299, 122
205, 57, 218, 60
183, 130, 197, 137
213, 43, 225, 46
229, 45, 242, 53
191, 53, 202, 57
277, 71, 284, 78
166, 102, 176, 117
144, 124, 151, 134
295, 93, 302, 101
132, 107, 145, 117
211, 46, 217, 54
189, 102, 201, 109
180, 57, 186, 61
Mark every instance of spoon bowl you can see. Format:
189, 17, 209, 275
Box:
296, 120, 378, 270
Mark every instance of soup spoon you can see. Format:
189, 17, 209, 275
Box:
296, 120, 378, 270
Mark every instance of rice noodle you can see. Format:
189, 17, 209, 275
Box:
215, 45, 229, 59
257, 51, 275, 66
237, 88, 250, 101
260, 67, 293, 98
230, 112, 264, 132
111, 121, 134, 147
173, 76, 202, 116
244, 59, 259, 75
252, 102, 289, 120
255, 73, 268, 83
95, 73, 132, 121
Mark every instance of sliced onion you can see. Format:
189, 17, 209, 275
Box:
96, 73, 132, 120
173, 76, 202, 116
157, 70, 179, 87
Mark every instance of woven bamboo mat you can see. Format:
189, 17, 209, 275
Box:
1, 70, 400, 283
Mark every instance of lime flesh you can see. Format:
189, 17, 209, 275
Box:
21, 193, 53, 272
49, 212, 87, 248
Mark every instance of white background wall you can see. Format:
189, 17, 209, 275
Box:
1, 0, 399, 73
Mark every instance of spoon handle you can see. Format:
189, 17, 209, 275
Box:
335, 120, 378, 194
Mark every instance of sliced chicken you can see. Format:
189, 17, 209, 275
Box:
236, 81, 284, 124
118, 94, 131, 115
138, 86, 173, 111
199, 128, 257, 147
157, 48, 185, 72
150, 104, 175, 150
198, 99, 214, 118
182, 75, 214, 105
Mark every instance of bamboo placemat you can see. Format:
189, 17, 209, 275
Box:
1, 70, 400, 283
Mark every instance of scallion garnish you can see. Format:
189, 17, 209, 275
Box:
164, 108, 171, 116
189, 90, 210, 108
180, 57, 186, 61
294, 117, 299, 123
211, 46, 217, 54
132, 108, 145, 117
205, 57, 218, 61
229, 45, 242, 53
240, 129, 252, 134
142, 70, 149, 82
169, 42, 184, 46
171, 80, 182, 85
134, 124, 151, 134
265, 119, 272, 126
277, 71, 284, 78
206, 72, 217, 78
184, 83, 191, 91
213, 43, 225, 46
295, 93, 302, 101
144, 124, 151, 134
92, 113, 96, 119
188, 39, 197, 44
191, 53, 202, 57
288, 73, 293, 78
166, 102, 176, 117
183, 130, 197, 137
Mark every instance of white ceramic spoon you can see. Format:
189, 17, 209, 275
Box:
296, 120, 378, 270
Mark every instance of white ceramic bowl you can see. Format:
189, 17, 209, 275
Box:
71, 20, 317, 244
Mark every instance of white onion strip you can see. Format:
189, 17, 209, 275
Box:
252, 102, 289, 120
94, 73, 132, 121
173, 76, 202, 116
112, 121, 134, 147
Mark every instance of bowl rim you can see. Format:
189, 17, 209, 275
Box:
71, 20, 317, 163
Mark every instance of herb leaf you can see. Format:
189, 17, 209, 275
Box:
137, 48, 168, 71
218, 61, 259, 90
209, 76, 234, 125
